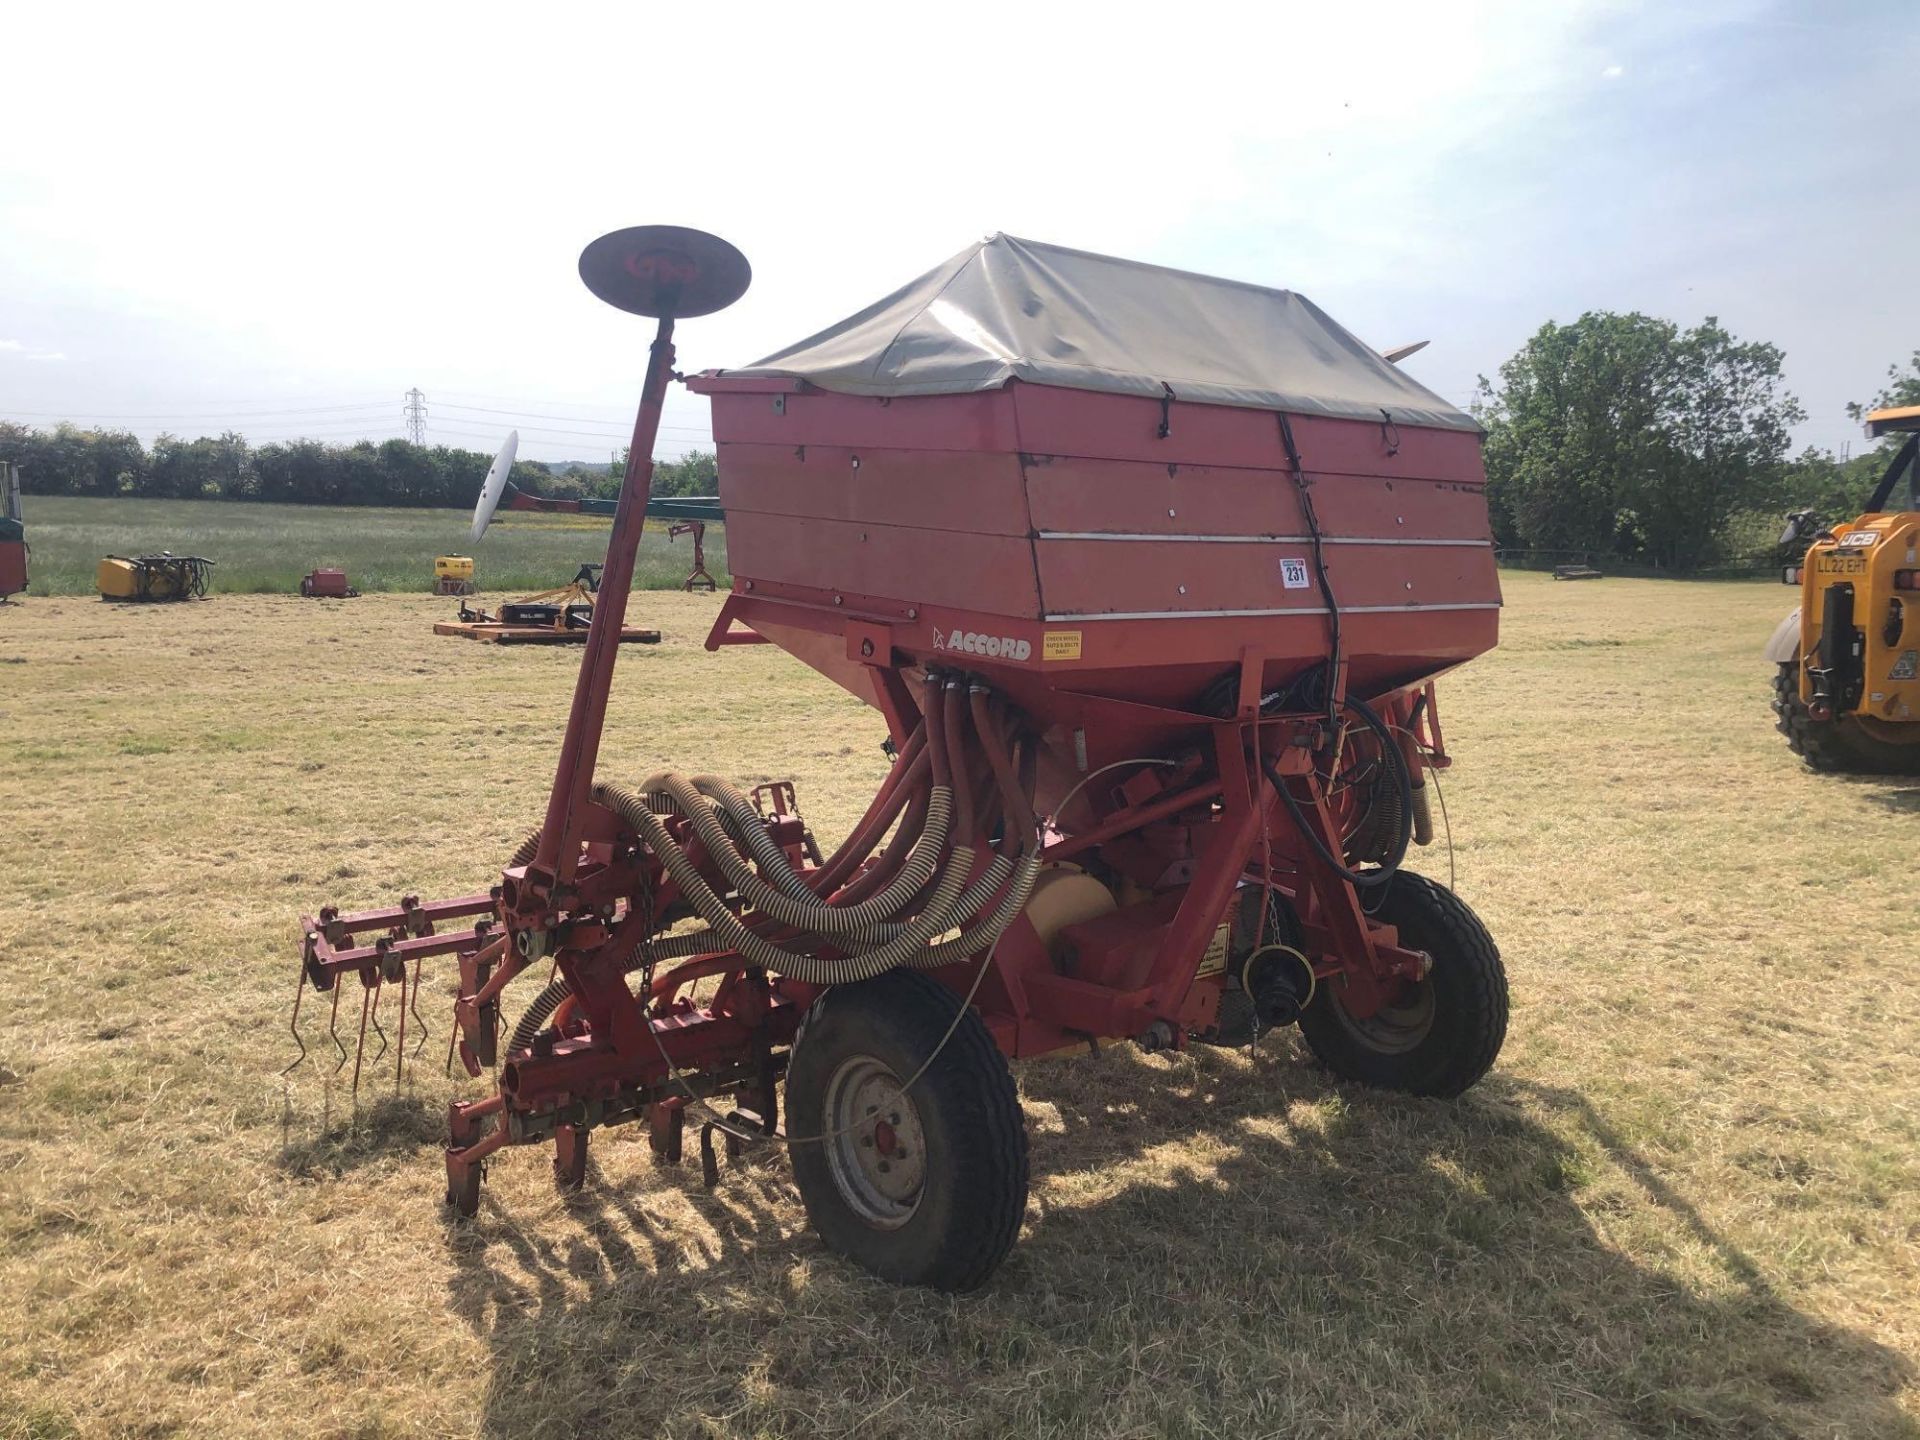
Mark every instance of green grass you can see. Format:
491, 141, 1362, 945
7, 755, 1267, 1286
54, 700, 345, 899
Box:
9, 495, 727, 596
0, 576, 1916, 1437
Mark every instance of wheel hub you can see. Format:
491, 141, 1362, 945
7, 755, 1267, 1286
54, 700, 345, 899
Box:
823, 1055, 926, 1228
1331, 977, 1436, 1054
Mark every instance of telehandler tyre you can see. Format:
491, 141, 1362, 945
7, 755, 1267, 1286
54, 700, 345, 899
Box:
1772, 661, 1920, 775
1297, 871, 1507, 1098
786, 969, 1028, 1291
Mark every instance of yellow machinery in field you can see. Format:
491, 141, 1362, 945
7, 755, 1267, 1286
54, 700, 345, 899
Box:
434, 555, 477, 596
96, 553, 215, 602
1767, 405, 1920, 772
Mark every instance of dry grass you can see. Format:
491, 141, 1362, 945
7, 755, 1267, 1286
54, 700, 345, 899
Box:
0, 574, 1915, 1439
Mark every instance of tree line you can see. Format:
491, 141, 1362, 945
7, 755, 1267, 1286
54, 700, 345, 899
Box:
0, 423, 719, 507
6, 330, 1913, 571
1477, 322, 1917, 572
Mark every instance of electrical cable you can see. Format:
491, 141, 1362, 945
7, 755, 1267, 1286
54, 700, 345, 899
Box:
433, 400, 713, 438
1389, 723, 1457, 893
1, 401, 390, 421
1276, 412, 1343, 737
641, 924, 1012, 1151
1045, 757, 1180, 828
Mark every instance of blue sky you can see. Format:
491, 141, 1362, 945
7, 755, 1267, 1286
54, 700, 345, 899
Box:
1, 0, 1912, 462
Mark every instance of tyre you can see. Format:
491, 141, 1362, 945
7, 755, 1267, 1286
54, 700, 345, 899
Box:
785, 969, 1028, 1291
1772, 661, 1920, 775
1297, 871, 1507, 1098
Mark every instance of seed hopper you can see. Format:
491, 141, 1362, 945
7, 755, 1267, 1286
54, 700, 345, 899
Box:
287, 226, 1508, 1290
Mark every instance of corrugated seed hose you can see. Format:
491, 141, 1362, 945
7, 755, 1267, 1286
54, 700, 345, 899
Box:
506, 685, 1041, 1056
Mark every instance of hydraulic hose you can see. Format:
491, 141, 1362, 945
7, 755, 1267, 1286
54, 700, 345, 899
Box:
1261, 693, 1413, 889
806, 732, 931, 895
970, 686, 1039, 848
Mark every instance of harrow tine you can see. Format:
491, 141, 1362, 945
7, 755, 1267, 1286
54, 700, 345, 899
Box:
350, 986, 372, 1100
328, 985, 349, 1075
407, 957, 429, 1062
367, 980, 390, 1071
393, 970, 407, 1096
279, 965, 310, 1078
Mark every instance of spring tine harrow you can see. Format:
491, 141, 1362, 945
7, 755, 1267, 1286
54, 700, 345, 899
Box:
280, 966, 309, 1078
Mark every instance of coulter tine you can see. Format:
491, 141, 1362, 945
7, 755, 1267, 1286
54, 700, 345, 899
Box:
279, 965, 310, 1078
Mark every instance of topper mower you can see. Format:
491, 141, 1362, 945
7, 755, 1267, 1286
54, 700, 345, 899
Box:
284, 226, 1507, 1290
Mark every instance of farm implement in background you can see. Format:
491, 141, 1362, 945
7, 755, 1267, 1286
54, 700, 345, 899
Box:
1768, 404, 1920, 774
435, 562, 662, 646
283, 224, 1507, 1291
471, 425, 725, 593
0, 461, 25, 600
298, 569, 358, 598
97, 553, 214, 601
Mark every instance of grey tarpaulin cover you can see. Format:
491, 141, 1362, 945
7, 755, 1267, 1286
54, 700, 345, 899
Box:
724, 234, 1477, 433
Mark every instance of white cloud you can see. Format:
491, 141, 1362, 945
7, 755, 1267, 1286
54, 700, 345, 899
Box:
25, 351, 66, 362
0, 339, 21, 351
1602, 63, 1626, 78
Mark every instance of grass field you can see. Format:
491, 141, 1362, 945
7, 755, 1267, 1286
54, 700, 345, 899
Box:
1, 575, 1916, 1438
9, 495, 727, 596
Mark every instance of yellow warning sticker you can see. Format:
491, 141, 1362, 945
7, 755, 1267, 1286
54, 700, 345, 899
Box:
1042, 630, 1083, 661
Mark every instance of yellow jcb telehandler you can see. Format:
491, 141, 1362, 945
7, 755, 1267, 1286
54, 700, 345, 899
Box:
1767, 405, 1920, 773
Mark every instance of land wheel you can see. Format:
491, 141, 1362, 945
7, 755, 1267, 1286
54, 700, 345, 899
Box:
1772, 660, 1920, 775
785, 969, 1028, 1291
1297, 871, 1507, 1098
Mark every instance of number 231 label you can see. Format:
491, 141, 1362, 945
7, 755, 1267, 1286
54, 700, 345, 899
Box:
1280, 558, 1311, 590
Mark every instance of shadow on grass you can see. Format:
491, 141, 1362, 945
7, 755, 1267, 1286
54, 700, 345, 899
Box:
1854, 784, 1920, 815
440, 1047, 1917, 1438
276, 1088, 445, 1178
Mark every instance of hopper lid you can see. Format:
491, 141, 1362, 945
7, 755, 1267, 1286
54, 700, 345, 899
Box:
715, 234, 1476, 432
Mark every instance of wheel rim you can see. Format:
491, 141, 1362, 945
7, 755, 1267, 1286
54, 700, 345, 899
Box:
1329, 978, 1436, 1054
822, 1055, 926, 1229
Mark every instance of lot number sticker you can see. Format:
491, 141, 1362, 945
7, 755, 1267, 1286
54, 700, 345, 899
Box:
1279, 557, 1311, 590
